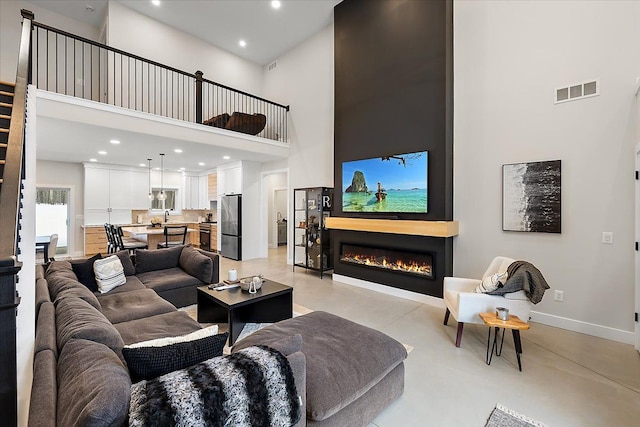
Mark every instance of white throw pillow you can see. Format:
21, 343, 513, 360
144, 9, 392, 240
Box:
474, 271, 508, 293
125, 325, 219, 349
93, 255, 126, 293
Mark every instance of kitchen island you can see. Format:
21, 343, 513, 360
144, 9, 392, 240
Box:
121, 225, 199, 249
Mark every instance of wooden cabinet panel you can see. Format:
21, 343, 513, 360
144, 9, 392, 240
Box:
208, 173, 217, 200
210, 225, 218, 251
84, 226, 108, 256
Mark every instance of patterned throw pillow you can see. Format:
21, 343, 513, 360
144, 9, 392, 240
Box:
123, 331, 229, 382
474, 271, 508, 293
93, 255, 126, 294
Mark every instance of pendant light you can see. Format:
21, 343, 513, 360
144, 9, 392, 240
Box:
147, 158, 154, 200
157, 153, 166, 201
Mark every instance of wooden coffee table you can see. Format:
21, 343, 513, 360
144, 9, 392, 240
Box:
197, 279, 293, 345
479, 312, 530, 371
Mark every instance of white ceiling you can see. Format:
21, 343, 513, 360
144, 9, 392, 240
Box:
26, 0, 341, 66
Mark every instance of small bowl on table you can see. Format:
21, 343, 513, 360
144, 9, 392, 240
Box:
240, 277, 263, 292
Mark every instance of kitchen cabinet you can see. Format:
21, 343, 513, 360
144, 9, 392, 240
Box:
217, 166, 242, 196
84, 226, 108, 256
183, 176, 201, 210
131, 171, 151, 209
198, 176, 209, 209
208, 173, 217, 200
84, 167, 133, 225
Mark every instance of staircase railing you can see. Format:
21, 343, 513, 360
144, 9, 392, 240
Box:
0, 9, 31, 426
30, 20, 289, 142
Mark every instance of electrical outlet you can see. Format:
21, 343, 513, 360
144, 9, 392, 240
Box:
602, 232, 613, 244
554, 290, 564, 302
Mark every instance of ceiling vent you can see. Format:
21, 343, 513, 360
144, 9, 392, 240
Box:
267, 60, 278, 72
555, 79, 599, 104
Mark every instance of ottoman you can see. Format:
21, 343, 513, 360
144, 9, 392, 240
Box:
232, 311, 407, 426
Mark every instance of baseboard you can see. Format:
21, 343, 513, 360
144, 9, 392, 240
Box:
332, 273, 445, 308
530, 311, 634, 345
332, 274, 635, 345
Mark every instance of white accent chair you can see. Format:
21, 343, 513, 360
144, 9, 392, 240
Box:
443, 256, 533, 347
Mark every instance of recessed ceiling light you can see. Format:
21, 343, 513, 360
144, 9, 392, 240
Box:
153, 167, 160, 171
223, 155, 230, 160
179, 167, 185, 171
98, 150, 107, 155
110, 139, 120, 144
239, 40, 247, 48
174, 148, 183, 153
89, 158, 97, 162
198, 162, 205, 166
151, 0, 161, 6
139, 163, 146, 167
271, 1, 281, 9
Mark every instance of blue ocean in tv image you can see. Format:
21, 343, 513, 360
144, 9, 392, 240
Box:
342, 151, 428, 213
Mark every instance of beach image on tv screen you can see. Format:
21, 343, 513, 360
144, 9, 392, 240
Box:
342, 151, 428, 213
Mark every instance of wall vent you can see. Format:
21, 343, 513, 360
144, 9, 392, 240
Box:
555, 79, 599, 104
267, 60, 278, 72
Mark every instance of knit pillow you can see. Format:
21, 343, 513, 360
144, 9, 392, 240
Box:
123, 330, 228, 382
474, 271, 508, 293
93, 255, 126, 294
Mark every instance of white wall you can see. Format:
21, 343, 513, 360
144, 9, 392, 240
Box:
262, 23, 335, 263
0, 0, 100, 82
454, 0, 640, 336
35, 160, 84, 257
106, 1, 264, 97
266, 172, 287, 247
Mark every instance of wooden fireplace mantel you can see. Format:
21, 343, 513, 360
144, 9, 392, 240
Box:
325, 217, 459, 237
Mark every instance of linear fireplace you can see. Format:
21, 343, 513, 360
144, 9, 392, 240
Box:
340, 243, 433, 279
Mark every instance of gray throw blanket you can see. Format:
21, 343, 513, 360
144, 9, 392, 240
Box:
488, 261, 550, 304
129, 345, 301, 427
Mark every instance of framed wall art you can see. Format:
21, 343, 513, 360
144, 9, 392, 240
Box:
502, 160, 561, 233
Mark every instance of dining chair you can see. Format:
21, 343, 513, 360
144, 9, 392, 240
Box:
104, 223, 117, 254
157, 225, 188, 249
36, 233, 58, 263
112, 225, 148, 253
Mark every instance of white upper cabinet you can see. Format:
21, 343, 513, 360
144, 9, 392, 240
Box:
131, 171, 151, 210
84, 166, 134, 224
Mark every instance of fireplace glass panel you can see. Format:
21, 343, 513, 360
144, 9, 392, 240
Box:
340, 243, 433, 279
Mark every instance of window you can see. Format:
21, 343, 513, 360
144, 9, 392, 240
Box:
151, 189, 177, 211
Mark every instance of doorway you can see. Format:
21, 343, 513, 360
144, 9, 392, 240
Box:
635, 144, 640, 352
260, 169, 289, 261
36, 187, 70, 256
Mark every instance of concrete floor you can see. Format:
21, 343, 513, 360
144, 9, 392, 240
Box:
221, 247, 640, 427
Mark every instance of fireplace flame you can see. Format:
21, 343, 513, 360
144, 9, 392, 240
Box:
340, 253, 432, 277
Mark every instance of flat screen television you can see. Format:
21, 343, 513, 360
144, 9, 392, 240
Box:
342, 150, 428, 213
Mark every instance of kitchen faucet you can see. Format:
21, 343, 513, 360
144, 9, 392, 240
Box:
164, 210, 170, 223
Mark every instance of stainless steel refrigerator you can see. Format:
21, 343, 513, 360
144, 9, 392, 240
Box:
221, 194, 242, 260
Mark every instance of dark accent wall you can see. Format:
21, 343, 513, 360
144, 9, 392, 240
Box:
333, 0, 453, 297
334, 0, 453, 220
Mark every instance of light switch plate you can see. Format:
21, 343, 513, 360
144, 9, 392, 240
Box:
602, 232, 613, 244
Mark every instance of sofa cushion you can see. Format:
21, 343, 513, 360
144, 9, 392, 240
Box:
57, 339, 131, 427
70, 253, 103, 292
115, 249, 136, 276
98, 288, 176, 324
35, 302, 57, 357
35, 277, 51, 321
28, 349, 57, 427
137, 267, 203, 293
203, 112, 229, 128
232, 311, 408, 421
123, 331, 228, 382
114, 310, 203, 346
55, 297, 124, 353
127, 325, 219, 348
179, 245, 213, 283
95, 275, 146, 296
54, 284, 102, 311
94, 255, 127, 293
135, 246, 183, 274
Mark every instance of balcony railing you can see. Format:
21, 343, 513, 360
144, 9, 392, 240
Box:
30, 21, 289, 142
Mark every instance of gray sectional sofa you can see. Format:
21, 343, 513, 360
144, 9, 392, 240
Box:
29, 245, 407, 426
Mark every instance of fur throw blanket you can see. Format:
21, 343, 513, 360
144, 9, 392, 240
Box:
129, 345, 301, 427
489, 261, 550, 304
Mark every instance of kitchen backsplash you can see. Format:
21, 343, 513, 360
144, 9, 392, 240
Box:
131, 209, 216, 224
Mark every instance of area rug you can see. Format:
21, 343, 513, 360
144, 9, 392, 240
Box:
485, 404, 547, 427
